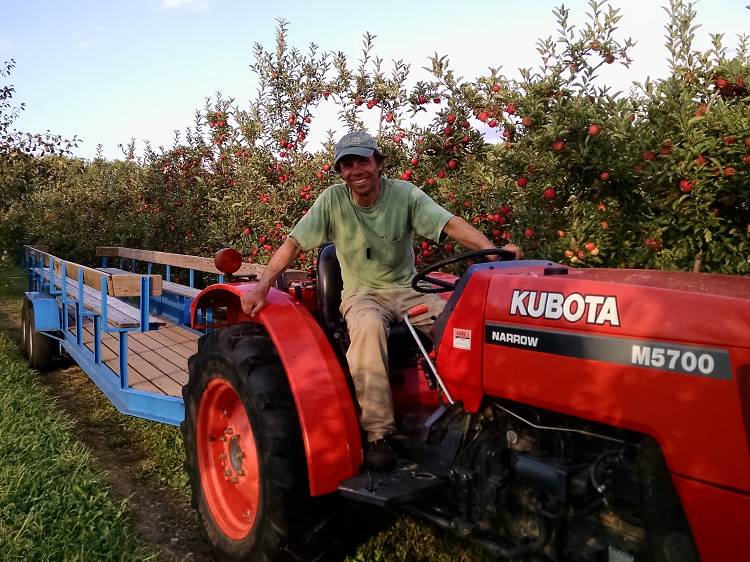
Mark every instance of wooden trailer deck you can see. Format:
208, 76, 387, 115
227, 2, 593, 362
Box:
73, 317, 198, 397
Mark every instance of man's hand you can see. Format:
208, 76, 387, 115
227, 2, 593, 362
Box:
503, 243, 524, 260
240, 284, 270, 316
239, 238, 302, 317
443, 216, 524, 260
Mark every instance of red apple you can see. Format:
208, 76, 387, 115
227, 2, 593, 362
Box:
679, 179, 695, 192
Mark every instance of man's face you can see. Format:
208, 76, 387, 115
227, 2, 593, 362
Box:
338, 154, 383, 198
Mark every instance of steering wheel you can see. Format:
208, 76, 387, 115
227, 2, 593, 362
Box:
411, 248, 516, 294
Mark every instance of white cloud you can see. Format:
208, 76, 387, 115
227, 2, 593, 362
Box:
159, 0, 210, 12
0, 37, 12, 52
76, 40, 92, 49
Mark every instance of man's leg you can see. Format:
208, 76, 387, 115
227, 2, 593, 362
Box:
340, 294, 395, 443
396, 289, 447, 335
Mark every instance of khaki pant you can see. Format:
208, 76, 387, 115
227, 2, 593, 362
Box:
340, 287, 447, 443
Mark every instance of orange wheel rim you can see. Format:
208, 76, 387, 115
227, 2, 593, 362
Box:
196, 377, 260, 540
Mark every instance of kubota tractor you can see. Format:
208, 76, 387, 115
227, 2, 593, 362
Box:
181, 246, 750, 561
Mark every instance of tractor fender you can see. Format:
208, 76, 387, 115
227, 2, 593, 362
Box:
191, 283, 362, 496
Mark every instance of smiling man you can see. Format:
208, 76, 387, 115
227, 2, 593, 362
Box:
241, 130, 521, 470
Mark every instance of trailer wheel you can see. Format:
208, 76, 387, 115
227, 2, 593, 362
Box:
22, 298, 55, 370
21, 300, 30, 356
182, 323, 329, 562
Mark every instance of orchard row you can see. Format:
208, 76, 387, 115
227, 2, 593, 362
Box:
2, 1, 748, 275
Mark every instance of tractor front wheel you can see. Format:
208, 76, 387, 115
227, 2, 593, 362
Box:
182, 323, 329, 562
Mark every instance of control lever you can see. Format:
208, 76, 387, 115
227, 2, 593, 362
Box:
404, 304, 454, 405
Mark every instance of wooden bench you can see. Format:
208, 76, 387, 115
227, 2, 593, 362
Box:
96, 247, 266, 279
98, 266, 202, 299
95, 246, 311, 291
34, 267, 165, 329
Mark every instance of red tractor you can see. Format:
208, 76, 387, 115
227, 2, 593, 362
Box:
181, 246, 750, 561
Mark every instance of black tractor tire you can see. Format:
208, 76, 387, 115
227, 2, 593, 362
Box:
21, 298, 56, 370
182, 322, 340, 562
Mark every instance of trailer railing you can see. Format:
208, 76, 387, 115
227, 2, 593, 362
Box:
23, 245, 185, 425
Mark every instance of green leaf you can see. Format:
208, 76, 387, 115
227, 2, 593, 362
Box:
704, 229, 712, 243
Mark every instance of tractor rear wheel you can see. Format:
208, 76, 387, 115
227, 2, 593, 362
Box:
182, 323, 331, 562
21, 298, 55, 370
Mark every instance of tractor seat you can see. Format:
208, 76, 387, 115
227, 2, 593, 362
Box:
316, 244, 432, 363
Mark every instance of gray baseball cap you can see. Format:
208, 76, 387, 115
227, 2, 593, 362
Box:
334, 130, 381, 171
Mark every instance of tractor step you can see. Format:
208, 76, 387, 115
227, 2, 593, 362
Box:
337, 463, 447, 507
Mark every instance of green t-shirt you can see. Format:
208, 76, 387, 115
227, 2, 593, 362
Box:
290, 177, 454, 299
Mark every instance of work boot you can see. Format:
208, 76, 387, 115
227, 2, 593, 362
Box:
365, 437, 397, 471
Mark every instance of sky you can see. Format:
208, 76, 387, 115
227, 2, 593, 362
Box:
2, 0, 748, 160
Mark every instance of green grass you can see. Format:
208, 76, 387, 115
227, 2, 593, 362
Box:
348, 516, 492, 562
0, 262, 157, 560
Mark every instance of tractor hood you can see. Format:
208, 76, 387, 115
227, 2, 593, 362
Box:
435, 261, 750, 493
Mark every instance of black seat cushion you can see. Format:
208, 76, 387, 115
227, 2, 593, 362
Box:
315, 244, 432, 364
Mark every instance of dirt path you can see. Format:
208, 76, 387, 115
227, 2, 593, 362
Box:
38, 365, 215, 562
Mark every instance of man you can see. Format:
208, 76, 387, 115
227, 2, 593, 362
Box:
241, 130, 521, 470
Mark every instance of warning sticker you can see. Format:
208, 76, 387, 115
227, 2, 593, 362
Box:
453, 328, 472, 350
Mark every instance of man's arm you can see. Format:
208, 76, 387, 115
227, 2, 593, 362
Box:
240, 237, 301, 316
442, 216, 523, 259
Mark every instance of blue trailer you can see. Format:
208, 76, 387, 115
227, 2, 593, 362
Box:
21, 245, 263, 425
